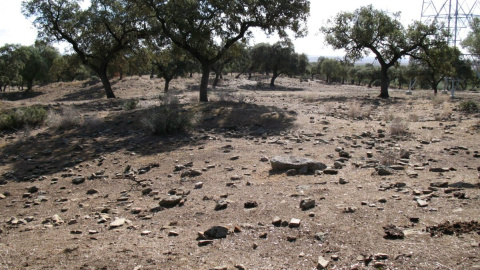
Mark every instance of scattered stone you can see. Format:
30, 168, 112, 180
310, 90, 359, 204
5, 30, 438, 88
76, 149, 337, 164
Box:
343, 207, 357, 213
259, 232, 268, 238
159, 195, 183, 208
71, 177, 85, 185
142, 188, 153, 195
244, 201, 258, 209
215, 200, 228, 211
374, 253, 389, 260
417, 199, 429, 207
194, 182, 204, 189
289, 218, 301, 228
181, 169, 202, 177
230, 175, 242, 181
286, 169, 298, 176
383, 225, 405, 239
317, 256, 330, 270
339, 151, 351, 158
323, 168, 339, 175
109, 218, 126, 229
86, 189, 99, 195
389, 165, 405, 171
260, 157, 269, 162
198, 240, 214, 246
300, 198, 316, 211
270, 156, 327, 173
378, 198, 387, 203
315, 232, 327, 241
339, 178, 348, 185
141, 230, 151, 236
272, 217, 282, 227
234, 264, 246, 270
287, 236, 297, 242
376, 166, 394, 176
168, 231, 179, 237
27, 186, 39, 193
204, 226, 229, 239
429, 167, 450, 173
430, 182, 449, 188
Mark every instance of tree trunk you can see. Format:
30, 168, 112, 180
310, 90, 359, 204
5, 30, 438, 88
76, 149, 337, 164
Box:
98, 67, 116, 98
199, 63, 210, 102
164, 78, 172, 93
248, 72, 252, 80
25, 79, 34, 92
213, 73, 220, 88
270, 73, 279, 87
379, 66, 389, 98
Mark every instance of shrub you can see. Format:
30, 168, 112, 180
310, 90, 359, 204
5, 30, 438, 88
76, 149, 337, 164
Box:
47, 107, 82, 130
380, 150, 397, 166
159, 93, 180, 105
142, 104, 193, 135
123, 99, 139, 110
0, 106, 47, 131
458, 100, 479, 113
389, 117, 409, 136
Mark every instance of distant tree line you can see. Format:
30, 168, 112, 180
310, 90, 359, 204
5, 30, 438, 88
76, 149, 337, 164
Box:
4, 1, 477, 99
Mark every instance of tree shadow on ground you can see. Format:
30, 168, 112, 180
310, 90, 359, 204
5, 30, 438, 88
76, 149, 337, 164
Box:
0, 91, 44, 101
302, 95, 407, 106
0, 100, 295, 182
54, 84, 107, 102
193, 101, 296, 134
238, 83, 306, 92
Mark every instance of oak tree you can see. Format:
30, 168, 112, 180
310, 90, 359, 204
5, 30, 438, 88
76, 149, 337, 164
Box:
141, 0, 310, 101
321, 5, 441, 98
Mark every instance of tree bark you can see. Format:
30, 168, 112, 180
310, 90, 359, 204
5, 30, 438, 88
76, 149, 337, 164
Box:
270, 73, 279, 87
199, 63, 210, 102
98, 67, 116, 98
164, 78, 172, 93
379, 66, 389, 98
213, 73, 220, 88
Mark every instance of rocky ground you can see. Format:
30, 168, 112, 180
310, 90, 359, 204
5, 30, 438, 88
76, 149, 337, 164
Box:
1, 75, 480, 270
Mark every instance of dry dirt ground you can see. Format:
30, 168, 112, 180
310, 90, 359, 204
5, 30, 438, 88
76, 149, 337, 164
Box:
1, 75, 480, 270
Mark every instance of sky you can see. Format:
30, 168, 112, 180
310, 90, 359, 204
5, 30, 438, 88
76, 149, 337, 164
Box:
1, 0, 423, 57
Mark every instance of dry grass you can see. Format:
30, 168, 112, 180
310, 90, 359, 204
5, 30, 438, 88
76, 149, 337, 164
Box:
389, 117, 409, 136
347, 102, 371, 119
380, 149, 398, 166
47, 107, 82, 130
432, 95, 448, 107
408, 113, 420, 122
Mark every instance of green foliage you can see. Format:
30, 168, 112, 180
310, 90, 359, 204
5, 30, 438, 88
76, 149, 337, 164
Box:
462, 18, 480, 56
458, 100, 479, 113
142, 0, 310, 101
0, 44, 24, 91
321, 5, 444, 98
23, 0, 147, 98
123, 99, 139, 111
142, 98, 193, 135
0, 106, 47, 131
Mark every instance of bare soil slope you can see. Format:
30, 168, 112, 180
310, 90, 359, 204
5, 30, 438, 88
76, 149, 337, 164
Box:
1, 75, 480, 270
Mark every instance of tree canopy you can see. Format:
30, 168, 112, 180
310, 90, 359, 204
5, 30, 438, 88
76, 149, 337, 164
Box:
462, 18, 480, 56
321, 5, 444, 98
22, 0, 148, 98
140, 0, 310, 101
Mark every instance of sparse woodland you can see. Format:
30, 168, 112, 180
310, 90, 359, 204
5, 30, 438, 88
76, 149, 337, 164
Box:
1, 1, 480, 269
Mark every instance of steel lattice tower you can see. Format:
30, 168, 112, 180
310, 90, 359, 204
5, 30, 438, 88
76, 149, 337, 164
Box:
421, 0, 480, 48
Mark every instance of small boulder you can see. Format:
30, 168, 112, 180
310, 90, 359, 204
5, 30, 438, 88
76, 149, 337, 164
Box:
270, 156, 326, 173
204, 226, 229, 239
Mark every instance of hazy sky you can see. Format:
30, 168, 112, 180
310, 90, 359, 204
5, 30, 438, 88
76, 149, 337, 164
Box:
1, 0, 423, 56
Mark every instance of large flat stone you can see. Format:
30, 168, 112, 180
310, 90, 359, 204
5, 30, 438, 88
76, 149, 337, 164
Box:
270, 156, 327, 172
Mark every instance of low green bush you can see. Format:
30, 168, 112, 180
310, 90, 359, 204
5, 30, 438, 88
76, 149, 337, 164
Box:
142, 104, 193, 135
458, 100, 479, 113
0, 106, 47, 131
